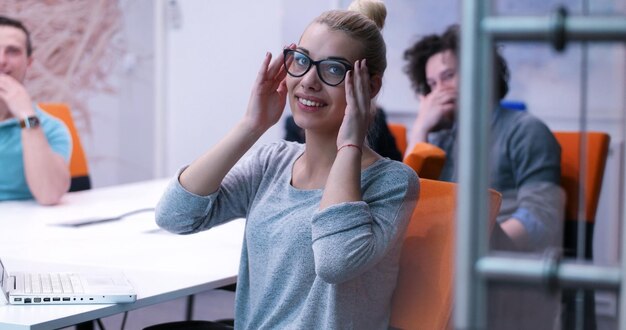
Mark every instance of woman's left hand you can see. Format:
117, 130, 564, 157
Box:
337, 59, 375, 149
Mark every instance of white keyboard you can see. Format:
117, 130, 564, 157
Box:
23, 273, 84, 294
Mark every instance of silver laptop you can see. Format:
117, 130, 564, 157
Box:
0, 258, 136, 305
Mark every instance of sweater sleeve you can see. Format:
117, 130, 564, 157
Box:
507, 116, 565, 249
155, 144, 276, 234
310, 164, 419, 283
512, 182, 565, 249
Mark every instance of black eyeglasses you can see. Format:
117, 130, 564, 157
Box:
283, 49, 353, 87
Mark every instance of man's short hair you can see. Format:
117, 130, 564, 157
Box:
0, 16, 33, 57
404, 24, 509, 100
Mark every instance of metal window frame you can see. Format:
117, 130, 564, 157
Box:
456, 2, 626, 329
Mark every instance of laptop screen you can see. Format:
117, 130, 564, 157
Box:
0, 258, 4, 287
0, 258, 8, 300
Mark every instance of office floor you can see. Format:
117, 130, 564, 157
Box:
58, 289, 619, 330
60, 289, 235, 330
598, 315, 618, 330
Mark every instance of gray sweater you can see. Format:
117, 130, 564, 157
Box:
156, 141, 419, 329
430, 106, 565, 250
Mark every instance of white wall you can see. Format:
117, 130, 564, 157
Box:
85, 0, 156, 187
162, 0, 285, 176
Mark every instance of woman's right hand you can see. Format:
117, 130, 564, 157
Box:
244, 46, 295, 133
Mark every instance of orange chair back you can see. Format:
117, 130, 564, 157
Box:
388, 123, 408, 155
553, 131, 609, 224
390, 178, 501, 330
404, 142, 447, 180
39, 103, 91, 191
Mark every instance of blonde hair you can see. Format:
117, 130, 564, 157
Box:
347, 0, 386, 30
314, 0, 387, 77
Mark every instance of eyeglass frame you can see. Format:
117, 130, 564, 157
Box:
283, 49, 354, 87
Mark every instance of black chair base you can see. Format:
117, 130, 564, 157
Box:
75, 321, 94, 330
143, 320, 233, 330
562, 289, 597, 330
562, 221, 596, 330
563, 221, 594, 259
69, 175, 91, 192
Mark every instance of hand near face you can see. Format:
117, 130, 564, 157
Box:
0, 73, 34, 118
412, 87, 457, 137
337, 59, 374, 149
244, 46, 294, 132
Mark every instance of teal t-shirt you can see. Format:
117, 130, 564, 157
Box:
0, 105, 72, 201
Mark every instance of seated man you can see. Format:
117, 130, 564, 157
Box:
284, 107, 403, 161
404, 25, 565, 252
0, 16, 71, 205
404, 23, 567, 330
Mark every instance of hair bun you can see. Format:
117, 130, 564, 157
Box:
348, 0, 387, 30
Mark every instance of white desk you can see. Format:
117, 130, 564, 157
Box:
0, 179, 244, 330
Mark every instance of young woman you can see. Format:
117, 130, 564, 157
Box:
156, 0, 419, 328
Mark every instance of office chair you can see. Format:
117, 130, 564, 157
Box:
554, 131, 610, 330
553, 131, 610, 259
390, 178, 502, 329
403, 142, 446, 180
387, 123, 408, 155
39, 103, 91, 192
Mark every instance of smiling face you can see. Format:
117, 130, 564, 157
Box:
0, 25, 31, 84
286, 23, 364, 136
